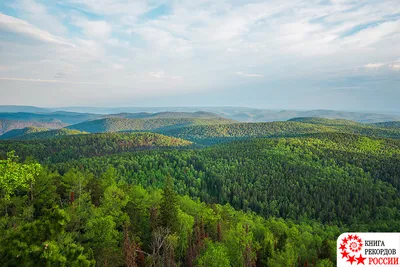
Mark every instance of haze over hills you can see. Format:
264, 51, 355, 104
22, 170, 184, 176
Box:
0, 105, 399, 123
0, 111, 100, 124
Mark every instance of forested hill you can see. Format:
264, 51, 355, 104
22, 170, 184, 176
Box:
0, 132, 192, 162
67, 117, 235, 133
373, 121, 400, 128
288, 117, 363, 126
0, 119, 67, 135
160, 120, 400, 144
0, 127, 88, 140
0, 126, 49, 140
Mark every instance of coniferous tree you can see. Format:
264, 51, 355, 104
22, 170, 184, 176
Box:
160, 176, 178, 233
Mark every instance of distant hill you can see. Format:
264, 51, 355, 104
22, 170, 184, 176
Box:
288, 117, 364, 126
149, 111, 221, 119
102, 111, 223, 119
0, 119, 67, 135
161, 120, 400, 144
1, 105, 398, 123
373, 121, 400, 129
0, 132, 192, 162
0, 112, 101, 124
0, 105, 49, 113
67, 117, 235, 133
0, 126, 49, 140
0, 127, 88, 140
225, 109, 400, 123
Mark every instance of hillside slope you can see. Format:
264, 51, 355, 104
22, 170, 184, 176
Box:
0, 119, 67, 135
0, 128, 88, 140
288, 117, 363, 126
0, 132, 192, 162
373, 121, 400, 128
0, 126, 49, 140
161, 119, 400, 144
67, 117, 235, 133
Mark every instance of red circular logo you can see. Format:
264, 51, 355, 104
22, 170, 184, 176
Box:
339, 234, 366, 265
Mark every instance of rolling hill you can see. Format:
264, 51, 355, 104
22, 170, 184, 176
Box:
0, 127, 88, 140
1, 105, 399, 123
0, 111, 101, 124
160, 119, 400, 144
288, 117, 363, 126
0, 126, 49, 140
0, 132, 192, 162
67, 117, 235, 133
0, 119, 67, 135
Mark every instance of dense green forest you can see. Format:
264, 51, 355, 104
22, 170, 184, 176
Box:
0, 151, 340, 267
1, 117, 400, 266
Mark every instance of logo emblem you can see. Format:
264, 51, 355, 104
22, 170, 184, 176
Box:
337, 233, 400, 267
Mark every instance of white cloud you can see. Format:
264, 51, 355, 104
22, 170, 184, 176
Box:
236, 72, 264, 78
11, 0, 67, 35
62, 0, 151, 16
364, 63, 385, 68
0, 77, 102, 84
0, 13, 72, 45
71, 17, 112, 39
112, 63, 124, 70
390, 64, 400, 70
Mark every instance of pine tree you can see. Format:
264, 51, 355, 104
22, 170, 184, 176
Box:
160, 176, 178, 233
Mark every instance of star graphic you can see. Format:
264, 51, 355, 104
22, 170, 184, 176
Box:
341, 250, 350, 259
348, 234, 354, 240
347, 255, 356, 265
342, 237, 348, 244
356, 254, 366, 265
354, 235, 359, 240
339, 243, 347, 250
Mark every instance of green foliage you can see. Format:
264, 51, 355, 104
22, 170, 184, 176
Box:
0, 151, 42, 200
160, 176, 179, 232
196, 241, 230, 267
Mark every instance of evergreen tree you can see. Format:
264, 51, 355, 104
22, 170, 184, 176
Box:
160, 176, 178, 233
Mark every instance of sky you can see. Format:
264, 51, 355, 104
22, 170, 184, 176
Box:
0, 0, 399, 111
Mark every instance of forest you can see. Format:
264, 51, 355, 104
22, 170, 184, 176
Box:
1, 118, 399, 266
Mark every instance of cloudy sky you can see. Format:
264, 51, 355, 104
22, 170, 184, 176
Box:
0, 0, 399, 110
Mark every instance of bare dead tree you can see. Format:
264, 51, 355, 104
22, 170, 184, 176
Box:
148, 227, 170, 267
